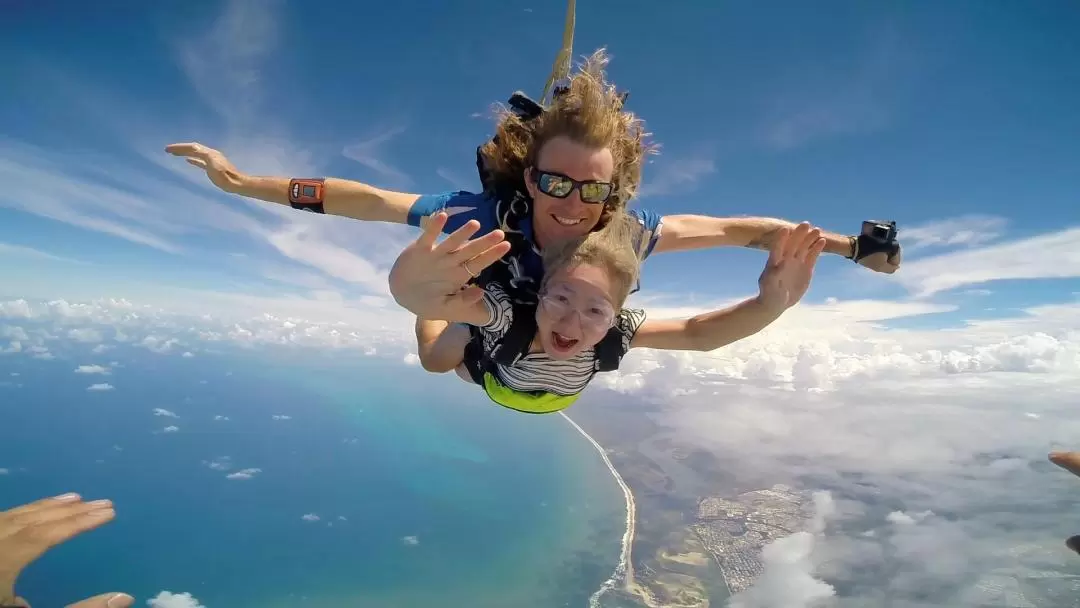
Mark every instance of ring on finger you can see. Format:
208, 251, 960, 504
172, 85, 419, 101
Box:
463, 259, 479, 279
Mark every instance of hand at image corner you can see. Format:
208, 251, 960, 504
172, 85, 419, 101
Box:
1049, 451, 1080, 555
0, 493, 133, 608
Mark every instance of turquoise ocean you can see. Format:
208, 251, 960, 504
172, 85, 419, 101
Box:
0, 339, 627, 607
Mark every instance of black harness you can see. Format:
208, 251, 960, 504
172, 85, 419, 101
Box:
462, 90, 628, 388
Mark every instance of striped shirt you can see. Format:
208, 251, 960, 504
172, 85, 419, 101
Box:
478, 283, 647, 396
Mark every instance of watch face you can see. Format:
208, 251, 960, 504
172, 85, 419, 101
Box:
303, 185, 317, 197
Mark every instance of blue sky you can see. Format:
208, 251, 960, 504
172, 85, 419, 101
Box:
1, 0, 1078, 327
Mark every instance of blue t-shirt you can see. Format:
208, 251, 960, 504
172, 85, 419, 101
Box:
407, 190, 663, 287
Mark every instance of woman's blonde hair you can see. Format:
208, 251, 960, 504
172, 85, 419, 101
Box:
540, 210, 642, 309
479, 48, 656, 231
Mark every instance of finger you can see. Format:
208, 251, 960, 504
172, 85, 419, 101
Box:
1049, 451, 1080, 477
2, 493, 82, 518
805, 237, 827, 268
9, 499, 111, 530
767, 227, 791, 268
185, 158, 207, 169
783, 223, 810, 260
432, 220, 482, 256
797, 226, 823, 260
164, 143, 205, 158
8, 597, 30, 608
449, 229, 506, 265
66, 592, 134, 608
10, 506, 115, 566
415, 213, 448, 250
460, 242, 512, 279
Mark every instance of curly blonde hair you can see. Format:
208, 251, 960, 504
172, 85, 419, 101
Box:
479, 48, 656, 232
540, 209, 642, 309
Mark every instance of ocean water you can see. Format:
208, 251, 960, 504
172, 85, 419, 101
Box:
0, 341, 627, 607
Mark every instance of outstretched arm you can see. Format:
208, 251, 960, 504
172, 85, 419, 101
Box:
631, 296, 785, 352
653, 214, 899, 274
631, 222, 826, 352
165, 142, 421, 224
655, 215, 852, 257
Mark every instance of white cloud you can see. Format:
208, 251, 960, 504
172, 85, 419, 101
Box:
0, 0, 407, 311
402, 535, 419, 546
902, 215, 1008, 251
204, 457, 232, 471
75, 364, 110, 375
272, 414, 291, 420
638, 157, 715, 198
0, 242, 89, 266
729, 492, 837, 608
341, 125, 411, 187
214, 415, 230, 421
67, 328, 103, 343
0, 468, 8, 475
86, 383, 114, 392
154, 408, 179, 418
584, 293, 1079, 604
897, 226, 1080, 297
226, 467, 262, 480
1, 325, 29, 342
162, 425, 179, 433
181, 351, 194, 358
0, 300, 33, 319
147, 591, 206, 608
301, 513, 320, 522
403, 353, 420, 366
1, 240, 1075, 603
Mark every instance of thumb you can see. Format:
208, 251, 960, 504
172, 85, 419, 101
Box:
66, 592, 134, 608
185, 157, 207, 169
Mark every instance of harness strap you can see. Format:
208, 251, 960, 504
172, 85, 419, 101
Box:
593, 327, 626, 372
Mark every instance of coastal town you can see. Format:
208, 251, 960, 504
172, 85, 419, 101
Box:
690, 485, 809, 594
566, 397, 821, 607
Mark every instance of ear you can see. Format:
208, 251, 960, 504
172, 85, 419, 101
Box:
523, 166, 538, 198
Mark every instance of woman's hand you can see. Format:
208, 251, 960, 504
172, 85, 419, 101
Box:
0, 493, 132, 608
757, 222, 826, 311
389, 212, 511, 320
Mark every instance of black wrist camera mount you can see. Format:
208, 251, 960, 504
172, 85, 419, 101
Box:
851, 220, 900, 262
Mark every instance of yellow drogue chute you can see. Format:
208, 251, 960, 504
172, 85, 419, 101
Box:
539, 0, 576, 107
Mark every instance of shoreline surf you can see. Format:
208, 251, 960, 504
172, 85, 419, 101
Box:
560, 412, 637, 607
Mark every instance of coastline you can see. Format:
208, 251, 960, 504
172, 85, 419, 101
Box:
560, 412, 637, 607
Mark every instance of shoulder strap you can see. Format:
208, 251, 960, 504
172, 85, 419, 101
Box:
593, 327, 627, 372
489, 300, 539, 365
